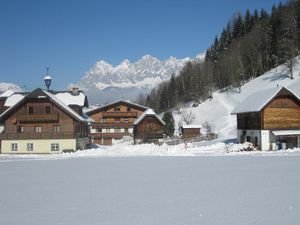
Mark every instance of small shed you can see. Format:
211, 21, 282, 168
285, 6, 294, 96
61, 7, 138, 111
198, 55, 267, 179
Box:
133, 109, 165, 144
181, 125, 202, 140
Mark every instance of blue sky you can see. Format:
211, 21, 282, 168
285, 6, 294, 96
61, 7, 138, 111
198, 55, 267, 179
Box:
0, 0, 282, 90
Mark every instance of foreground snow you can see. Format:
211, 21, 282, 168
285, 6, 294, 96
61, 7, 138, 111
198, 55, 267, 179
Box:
1, 139, 300, 162
1, 156, 300, 225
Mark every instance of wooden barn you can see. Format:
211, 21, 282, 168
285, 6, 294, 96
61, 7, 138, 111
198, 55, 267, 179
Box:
86, 100, 147, 145
180, 125, 202, 140
133, 109, 165, 144
231, 86, 300, 150
0, 88, 91, 154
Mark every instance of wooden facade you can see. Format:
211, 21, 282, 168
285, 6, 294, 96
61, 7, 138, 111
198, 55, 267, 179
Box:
133, 110, 165, 144
181, 126, 202, 140
233, 87, 300, 150
237, 91, 300, 131
86, 100, 147, 145
0, 88, 90, 153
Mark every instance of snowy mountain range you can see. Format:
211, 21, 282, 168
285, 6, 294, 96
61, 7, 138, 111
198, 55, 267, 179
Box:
0, 82, 22, 92
76, 53, 205, 104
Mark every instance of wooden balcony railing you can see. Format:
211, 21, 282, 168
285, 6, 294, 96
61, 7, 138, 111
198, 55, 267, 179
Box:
92, 123, 133, 128
16, 114, 59, 123
91, 132, 133, 138
0, 132, 87, 140
102, 111, 138, 118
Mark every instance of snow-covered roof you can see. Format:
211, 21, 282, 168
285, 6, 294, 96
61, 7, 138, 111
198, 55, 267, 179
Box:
182, 125, 202, 129
0, 88, 91, 123
272, 130, 300, 136
133, 108, 166, 126
44, 90, 90, 122
4, 94, 24, 107
0, 90, 14, 98
231, 86, 300, 114
54, 92, 86, 107
86, 99, 148, 115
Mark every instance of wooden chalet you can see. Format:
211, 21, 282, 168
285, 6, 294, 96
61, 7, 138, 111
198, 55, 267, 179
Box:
231, 86, 300, 150
133, 109, 165, 144
0, 88, 91, 154
86, 100, 148, 145
180, 125, 202, 140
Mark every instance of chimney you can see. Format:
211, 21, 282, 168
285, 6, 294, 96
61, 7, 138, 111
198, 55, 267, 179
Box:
71, 86, 79, 96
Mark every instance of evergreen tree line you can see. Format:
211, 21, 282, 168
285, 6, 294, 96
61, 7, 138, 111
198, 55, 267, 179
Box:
137, 0, 300, 113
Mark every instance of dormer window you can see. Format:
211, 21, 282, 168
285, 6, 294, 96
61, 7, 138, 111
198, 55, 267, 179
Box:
45, 106, 51, 114
28, 106, 34, 114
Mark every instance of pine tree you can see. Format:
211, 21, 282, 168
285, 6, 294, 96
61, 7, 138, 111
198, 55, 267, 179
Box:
162, 111, 175, 137
296, 0, 300, 49
245, 9, 252, 33
233, 13, 245, 38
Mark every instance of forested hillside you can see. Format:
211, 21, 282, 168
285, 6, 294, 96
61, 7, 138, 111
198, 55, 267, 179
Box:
138, 0, 300, 113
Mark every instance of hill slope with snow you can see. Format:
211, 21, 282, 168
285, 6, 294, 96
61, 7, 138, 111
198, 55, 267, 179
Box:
173, 57, 300, 138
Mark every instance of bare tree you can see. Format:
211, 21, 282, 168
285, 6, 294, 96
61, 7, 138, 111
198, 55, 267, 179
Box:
181, 109, 195, 125
202, 121, 215, 134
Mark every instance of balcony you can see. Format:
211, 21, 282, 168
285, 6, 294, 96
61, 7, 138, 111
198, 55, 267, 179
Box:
92, 123, 133, 128
102, 111, 138, 118
16, 114, 59, 123
91, 132, 133, 138
0, 132, 85, 140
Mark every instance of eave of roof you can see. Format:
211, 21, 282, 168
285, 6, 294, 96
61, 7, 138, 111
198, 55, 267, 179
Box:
231, 86, 300, 115
86, 99, 148, 115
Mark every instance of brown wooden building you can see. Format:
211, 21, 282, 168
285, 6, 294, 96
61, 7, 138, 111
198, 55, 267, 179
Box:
133, 109, 165, 144
0, 88, 91, 154
231, 86, 300, 150
86, 100, 148, 145
180, 125, 202, 140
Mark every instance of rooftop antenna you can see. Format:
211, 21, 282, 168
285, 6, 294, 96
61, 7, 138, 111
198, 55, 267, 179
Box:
44, 67, 52, 91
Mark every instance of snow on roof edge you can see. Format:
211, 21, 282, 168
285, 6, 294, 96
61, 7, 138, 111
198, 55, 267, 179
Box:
231, 86, 300, 114
133, 108, 166, 126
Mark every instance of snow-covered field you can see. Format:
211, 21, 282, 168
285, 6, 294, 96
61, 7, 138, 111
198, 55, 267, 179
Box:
1, 156, 300, 225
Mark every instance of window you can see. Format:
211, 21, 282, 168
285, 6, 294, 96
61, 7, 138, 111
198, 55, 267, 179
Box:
11, 143, 18, 151
246, 136, 251, 142
35, 126, 42, 133
124, 117, 129, 123
28, 106, 34, 114
106, 128, 110, 133
115, 118, 120, 123
115, 128, 121, 133
100, 118, 107, 123
115, 106, 120, 111
26, 143, 34, 151
17, 126, 24, 133
51, 143, 59, 151
53, 125, 60, 132
127, 107, 131, 111
45, 106, 51, 114
124, 128, 129, 133
96, 128, 102, 133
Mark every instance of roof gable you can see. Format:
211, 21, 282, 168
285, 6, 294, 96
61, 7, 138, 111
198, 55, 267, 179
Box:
231, 86, 300, 114
86, 99, 148, 115
0, 88, 90, 123
133, 109, 166, 126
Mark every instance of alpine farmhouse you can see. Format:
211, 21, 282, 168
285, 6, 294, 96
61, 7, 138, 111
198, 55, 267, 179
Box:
86, 100, 165, 145
0, 87, 91, 154
231, 86, 300, 150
